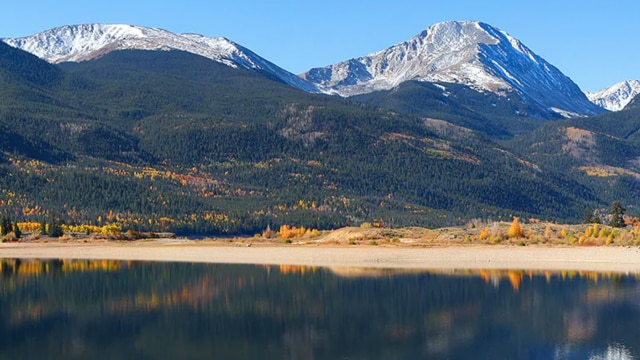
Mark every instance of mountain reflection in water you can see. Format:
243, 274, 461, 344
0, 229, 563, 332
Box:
1, 259, 639, 359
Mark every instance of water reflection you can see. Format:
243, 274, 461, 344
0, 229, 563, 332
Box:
1, 259, 639, 359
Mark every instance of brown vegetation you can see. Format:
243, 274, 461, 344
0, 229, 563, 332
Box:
7, 217, 640, 248
256, 220, 640, 247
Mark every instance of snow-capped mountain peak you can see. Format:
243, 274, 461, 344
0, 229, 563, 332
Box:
2, 24, 318, 93
302, 20, 603, 118
586, 80, 640, 111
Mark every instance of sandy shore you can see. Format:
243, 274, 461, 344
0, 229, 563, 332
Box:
3, 241, 640, 272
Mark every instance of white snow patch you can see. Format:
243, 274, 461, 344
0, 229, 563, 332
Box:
586, 80, 640, 111
302, 20, 603, 117
550, 107, 581, 118
2, 24, 319, 93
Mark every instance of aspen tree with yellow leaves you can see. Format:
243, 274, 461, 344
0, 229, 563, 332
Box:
507, 217, 525, 238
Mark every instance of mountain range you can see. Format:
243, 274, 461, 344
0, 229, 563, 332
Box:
2, 23, 320, 93
587, 80, 640, 112
302, 21, 604, 119
5, 21, 637, 116
0, 21, 639, 234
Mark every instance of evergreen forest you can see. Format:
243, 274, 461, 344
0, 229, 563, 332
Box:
1, 42, 639, 235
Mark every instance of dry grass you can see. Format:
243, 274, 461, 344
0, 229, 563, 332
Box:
10, 221, 640, 249
282, 222, 640, 248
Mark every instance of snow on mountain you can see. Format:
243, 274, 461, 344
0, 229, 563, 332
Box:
586, 80, 640, 111
2, 24, 319, 93
302, 21, 603, 118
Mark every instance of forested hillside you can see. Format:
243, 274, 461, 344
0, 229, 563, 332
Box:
0, 44, 637, 234
503, 106, 640, 212
351, 81, 546, 138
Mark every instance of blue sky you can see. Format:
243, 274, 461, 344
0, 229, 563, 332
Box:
1, 0, 638, 91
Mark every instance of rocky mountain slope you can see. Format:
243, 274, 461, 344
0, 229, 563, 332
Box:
2, 23, 319, 93
302, 21, 604, 119
587, 80, 640, 111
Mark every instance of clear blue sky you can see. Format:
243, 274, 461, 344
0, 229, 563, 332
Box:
1, 0, 638, 92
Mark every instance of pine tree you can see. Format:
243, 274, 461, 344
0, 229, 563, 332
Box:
610, 201, 626, 228
40, 220, 48, 236
13, 223, 21, 239
48, 220, 64, 238
1, 216, 10, 236
583, 208, 601, 224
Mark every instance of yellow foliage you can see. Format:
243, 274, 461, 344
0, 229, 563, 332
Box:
544, 225, 552, 239
101, 224, 122, 235
62, 224, 103, 234
491, 230, 503, 243
478, 227, 490, 241
507, 217, 525, 238
560, 229, 567, 239
17, 222, 41, 232
618, 230, 627, 242
15, 222, 110, 234
306, 229, 321, 237
277, 224, 320, 239
598, 228, 609, 239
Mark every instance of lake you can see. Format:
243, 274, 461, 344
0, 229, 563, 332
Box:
1, 259, 639, 359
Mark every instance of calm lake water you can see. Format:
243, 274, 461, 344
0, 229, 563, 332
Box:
1, 259, 639, 360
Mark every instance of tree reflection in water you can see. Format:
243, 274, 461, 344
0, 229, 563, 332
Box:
1, 259, 639, 359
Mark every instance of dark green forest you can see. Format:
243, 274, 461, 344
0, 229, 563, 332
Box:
0, 42, 639, 234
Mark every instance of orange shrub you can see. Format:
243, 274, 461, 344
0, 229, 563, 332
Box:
478, 227, 490, 241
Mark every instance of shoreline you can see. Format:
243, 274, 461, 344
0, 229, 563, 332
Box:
2, 241, 640, 273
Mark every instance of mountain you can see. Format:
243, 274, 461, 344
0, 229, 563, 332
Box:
586, 80, 640, 111
0, 39, 65, 88
0, 43, 614, 233
2, 23, 319, 93
626, 94, 640, 110
302, 21, 604, 119
505, 104, 640, 209
351, 81, 554, 138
